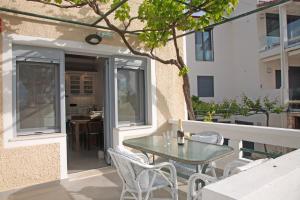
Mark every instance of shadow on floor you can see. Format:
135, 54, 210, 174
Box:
67, 148, 108, 174
2, 170, 187, 200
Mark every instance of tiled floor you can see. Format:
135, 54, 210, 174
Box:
67, 149, 108, 174
0, 167, 188, 200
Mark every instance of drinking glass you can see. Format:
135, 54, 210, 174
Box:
166, 131, 171, 145
162, 132, 167, 147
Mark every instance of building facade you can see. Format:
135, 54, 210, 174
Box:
186, 0, 300, 128
0, 0, 186, 192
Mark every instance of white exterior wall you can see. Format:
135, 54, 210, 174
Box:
187, 23, 236, 102
186, 0, 300, 128
187, 0, 261, 103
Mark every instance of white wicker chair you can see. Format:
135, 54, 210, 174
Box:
171, 131, 224, 178
108, 148, 178, 200
187, 158, 270, 200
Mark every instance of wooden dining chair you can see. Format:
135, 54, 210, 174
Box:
86, 121, 102, 150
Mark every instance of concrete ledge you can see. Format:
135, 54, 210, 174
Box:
9, 133, 66, 142
202, 149, 300, 200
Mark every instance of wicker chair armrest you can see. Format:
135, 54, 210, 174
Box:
188, 173, 218, 200
135, 162, 177, 191
151, 162, 177, 180
135, 153, 150, 164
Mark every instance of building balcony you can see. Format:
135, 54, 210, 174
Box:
289, 88, 300, 112
290, 88, 300, 101
288, 18, 300, 47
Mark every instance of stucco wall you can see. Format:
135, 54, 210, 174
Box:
0, 144, 60, 191
0, 33, 61, 191
0, 0, 185, 191
156, 41, 186, 132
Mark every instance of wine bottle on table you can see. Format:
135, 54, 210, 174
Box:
177, 119, 185, 145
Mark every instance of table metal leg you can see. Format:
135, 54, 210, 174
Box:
201, 164, 209, 174
75, 123, 80, 152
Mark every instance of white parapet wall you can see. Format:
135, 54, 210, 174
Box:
169, 119, 300, 200
202, 149, 300, 200
169, 119, 300, 168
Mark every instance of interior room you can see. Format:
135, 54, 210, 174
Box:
65, 54, 108, 174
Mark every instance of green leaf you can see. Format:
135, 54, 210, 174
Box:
178, 66, 190, 77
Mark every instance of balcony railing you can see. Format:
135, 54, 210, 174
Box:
259, 35, 280, 51
288, 18, 300, 47
290, 88, 300, 101
260, 18, 300, 51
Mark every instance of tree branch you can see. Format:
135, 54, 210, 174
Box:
171, 26, 184, 68
124, 16, 139, 30
87, 1, 178, 66
27, 0, 88, 8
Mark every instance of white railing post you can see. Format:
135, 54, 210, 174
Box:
228, 139, 243, 159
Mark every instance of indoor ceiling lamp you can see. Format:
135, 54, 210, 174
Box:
85, 33, 102, 45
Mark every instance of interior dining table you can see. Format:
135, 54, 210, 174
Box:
71, 119, 90, 152
123, 135, 234, 174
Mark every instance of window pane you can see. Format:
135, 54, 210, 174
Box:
203, 31, 213, 61
195, 30, 213, 61
197, 76, 214, 97
117, 68, 145, 124
17, 61, 59, 132
195, 32, 204, 61
83, 76, 94, 94
266, 13, 280, 37
70, 75, 81, 94
275, 70, 281, 89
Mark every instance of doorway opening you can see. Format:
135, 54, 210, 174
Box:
65, 54, 109, 174
295, 117, 300, 129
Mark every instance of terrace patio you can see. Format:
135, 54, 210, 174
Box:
1, 120, 300, 200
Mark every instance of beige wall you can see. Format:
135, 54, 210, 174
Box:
0, 33, 61, 191
156, 41, 185, 132
0, 1, 185, 191
0, 144, 60, 191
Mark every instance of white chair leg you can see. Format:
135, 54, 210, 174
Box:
137, 192, 143, 200
172, 187, 178, 200
144, 190, 151, 200
120, 190, 126, 200
211, 167, 217, 178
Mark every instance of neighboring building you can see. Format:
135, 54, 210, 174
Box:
186, 0, 300, 128
0, 0, 185, 192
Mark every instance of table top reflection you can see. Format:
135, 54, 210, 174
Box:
123, 135, 234, 165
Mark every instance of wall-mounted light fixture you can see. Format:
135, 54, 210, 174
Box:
85, 34, 102, 45
266, 66, 272, 74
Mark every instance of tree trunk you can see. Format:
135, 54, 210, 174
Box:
266, 112, 270, 127
264, 112, 270, 153
182, 73, 196, 120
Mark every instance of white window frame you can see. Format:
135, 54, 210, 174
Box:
113, 56, 148, 127
195, 29, 214, 61
3, 42, 66, 141
15, 60, 61, 135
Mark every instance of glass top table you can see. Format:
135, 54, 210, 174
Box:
123, 135, 234, 165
